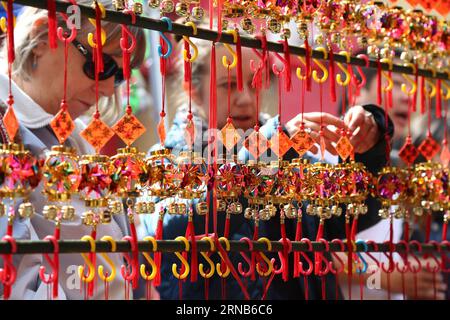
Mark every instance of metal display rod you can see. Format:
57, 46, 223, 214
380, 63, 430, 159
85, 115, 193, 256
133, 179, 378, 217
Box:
0, 239, 448, 254
13, 0, 450, 80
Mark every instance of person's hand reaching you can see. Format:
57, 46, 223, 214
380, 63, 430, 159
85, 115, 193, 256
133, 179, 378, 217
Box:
343, 105, 380, 154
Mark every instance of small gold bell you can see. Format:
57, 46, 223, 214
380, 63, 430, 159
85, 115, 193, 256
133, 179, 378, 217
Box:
314, 34, 324, 45
19, 202, 35, 219
135, 202, 148, 214
43, 205, 58, 221
175, 1, 189, 17
177, 203, 187, 215
378, 208, 390, 219
191, 6, 204, 20
168, 203, 178, 215
132, 2, 143, 15
113, 0, 126, 11
160, 0, 174, 13
240, 17, 254, 34
231, 202, 242, 214
267, 18, 281, 34
61, 205, 75, 221
284, 204, 297, 219
147, 202, 155, 214
108, 200, 123, 215
148, 0, 160, 9
244, 207, 254, 219
259, 208, 271, 221
196, 202, 208, 215
217, 199, 227, 212
101, 209, 112, 224
82, 211, 95, 226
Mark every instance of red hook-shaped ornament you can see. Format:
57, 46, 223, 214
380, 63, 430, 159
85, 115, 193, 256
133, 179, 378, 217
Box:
56, 25, 77, 43
38, 235, 60, 298
439, 240, 449, 272
237, 237, 255, 278
425, 240, 442, 273
395, 240, 410, 274
298, 238, 314, 275
329, 239, 346, 275
408, 240, 423, 274
1, 235, 17, 299
352, 54, 369, 90
272, 238, 292, 275
121, 236, 138, 285
316, 238, 331, 276
381, 240, 396, 273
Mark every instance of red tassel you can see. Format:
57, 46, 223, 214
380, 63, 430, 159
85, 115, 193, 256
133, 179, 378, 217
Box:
436, 79, 442, 118
412, 65, 418, 112
280, 219, 289, 282
94, 4, 104, 73
293, 213, 302, 278
159, 38, 166, 76
236, 33, 243, 91
186, 218, 198, 282
153, 215, 164, 287
420, 76, 426, 114
224, 214, 230, 238
314, 222, 324, 276
403, 220, 410, 242
129, 221, 140, 289
329, 50, 336, 102
121, 27, 130, 80
377, 58, 382, 106
6, 0, 14, 63
214, 236, 250, 300
47, 0, 57, 49
305, 39, 311, 92
283, 39, 292, 92
184, 41, 191, 83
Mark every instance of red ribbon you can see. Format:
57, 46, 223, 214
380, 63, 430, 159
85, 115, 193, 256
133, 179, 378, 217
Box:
236, 33, 243, 92
329, 50, 336, 102
305, 39, 311, 92
185, 216, 198, 282
420, 76, 426, 114
6, 0, 14, 63
436, 79, 442, 118
153, 214, 164, 287
94, 3, 104, 73
282, 39, 291, 92
377, 58, 382, 106
47, 0, 57, 49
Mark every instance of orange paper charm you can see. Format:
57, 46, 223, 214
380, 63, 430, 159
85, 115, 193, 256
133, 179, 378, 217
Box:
80, 118, 115, 153
112, 113, 146, 146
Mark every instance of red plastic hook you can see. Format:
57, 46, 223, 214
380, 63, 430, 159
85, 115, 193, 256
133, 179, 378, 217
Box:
395, 240, 409, 274
439, 240, 449, 272
408, 240, 423, 274
352, 54, 369, 90
272, 238, 292, 274
238, 237, 255, 277
121, 236, 138, 283
0, 235, 17, 299
56, 25, 77, 43
425, 240, 441, 273
120, 24, 137, 53
330, 239, 346, 274
316, 238, 331, 276
38, 235, 59, 298
381, 240, 396, 273
298, 238, 314, 275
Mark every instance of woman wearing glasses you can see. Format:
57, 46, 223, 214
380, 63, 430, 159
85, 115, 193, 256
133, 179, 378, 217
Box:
0, 1, 147, 299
